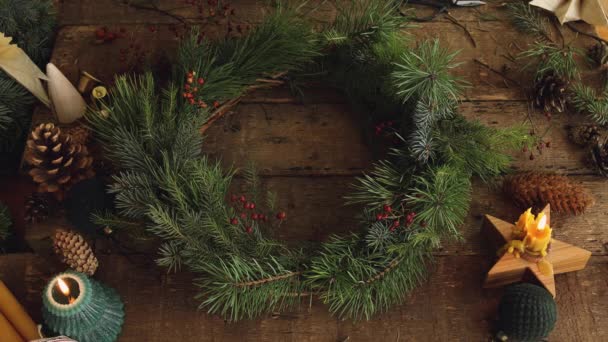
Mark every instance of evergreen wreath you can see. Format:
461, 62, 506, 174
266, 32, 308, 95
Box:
87, 1, 533, 321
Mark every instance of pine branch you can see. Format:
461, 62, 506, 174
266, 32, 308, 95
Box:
505, 1, 552, 42
570, 84, 608, 125
519, 41, 580, 80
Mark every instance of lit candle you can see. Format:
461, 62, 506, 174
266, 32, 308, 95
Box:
523, 212, 552, 256
0, 311, 24, 342
0, 281, 40, 341
42, 271, 125, 342
513, 208, 534, 239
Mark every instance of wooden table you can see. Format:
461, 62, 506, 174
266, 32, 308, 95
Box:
1, 1, 607, 341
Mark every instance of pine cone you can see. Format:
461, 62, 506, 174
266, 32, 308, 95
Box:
23, 192, 54, 224
53, 229, 98, 275
589, 140, 608, 177
533, 73, 567, 113
62, 123, 90, 146
568, 124, 601, 146
588, 42, 608, 68
25, 123, 95, 197
503, 172, 594, 215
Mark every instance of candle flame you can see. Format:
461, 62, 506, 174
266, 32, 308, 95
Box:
537, 214, 547, 231
57, 278, 70, 296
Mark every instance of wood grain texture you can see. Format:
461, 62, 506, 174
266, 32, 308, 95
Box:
0, 253, 606, 342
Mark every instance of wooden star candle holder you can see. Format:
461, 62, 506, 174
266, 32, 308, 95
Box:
482, 204, 591, 297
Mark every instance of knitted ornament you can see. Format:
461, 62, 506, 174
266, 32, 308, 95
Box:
533, 73, 567, 113
42, 271, 124, 342
25, 123, 95, 197
567, 124, 602, 147
497, 283, 557, 341
23, 192, 53, 224
53, 229, 98, 276
503, 172, 594, 215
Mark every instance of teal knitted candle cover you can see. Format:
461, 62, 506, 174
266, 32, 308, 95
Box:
42, 271, 125, 342
497, 283, 557, 342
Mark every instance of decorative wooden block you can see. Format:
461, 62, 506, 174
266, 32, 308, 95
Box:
483, 204, 591, 297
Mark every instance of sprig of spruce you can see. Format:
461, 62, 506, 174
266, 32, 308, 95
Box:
505, 1, 551, 41
570, 84, 608, 125
520, 41, 580, 80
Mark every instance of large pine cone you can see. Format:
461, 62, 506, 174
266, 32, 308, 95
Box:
503, 172, 594, 215
25, 123, 95, 196
53, 229, 98, 275
568, 124, 602, 146
588, 42, 608, 68
533, 73, 567, 113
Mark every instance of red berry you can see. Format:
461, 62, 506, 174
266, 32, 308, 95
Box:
230, 194, 238, 202
276, 212, 286, 220
198, 78, 205, 85
240, 212, 247, 219
243, 202, 250, 209
185, 84, 191, 90
376, 214, 384, 221
95, 28, 106, 40
213, 101, 220, 108
187, 72, 193, 78
230, 218, 238, 225
245, 226, 253, 234
240, 195, 246, 203
249, 203, 256, 210
188, 98, 195, 105
187, 77, 193, 84
251, 213, 258, 220
392, 220, 399, 227
383, 204, 392, 213
192, 87, 198, 92
105, 32, 116, 41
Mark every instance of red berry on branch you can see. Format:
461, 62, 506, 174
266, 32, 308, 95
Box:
376, 214, 383, 221
249, 203, 256, 210
383, 204, 392, 213
230, 194, 238, 202
95, 27, 106, 40
192, 87, 198, 92
240, 212, 247, 219
230, 218, 238, 225
198, 78, 205, 85
105, 32, 116, 41
245, 226, 253, 234
240, 195, 246, 203
251, 213, 258, 220
188, 98, 195, 105
276, 212, 286, 220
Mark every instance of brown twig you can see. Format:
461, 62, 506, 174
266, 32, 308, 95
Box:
199, 73, 288, 135
235, 271, 302, 288
121, 1, 188, 24
473, 58, 522, 87
565, 23, 608, 45
445, 13, 477, 48
363, 257, 401, 284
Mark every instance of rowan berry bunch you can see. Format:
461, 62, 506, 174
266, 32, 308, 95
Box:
228, 194, 286, 234
374, 203, 417, 232
181, 70, 221, 109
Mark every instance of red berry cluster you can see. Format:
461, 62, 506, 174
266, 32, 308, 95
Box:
228, 194, 286, 234
94, 27, 122, 43
374, 121, 395, 136
182, 71, 209, 108
523, 131, 552, 161
375, 204, 417, 232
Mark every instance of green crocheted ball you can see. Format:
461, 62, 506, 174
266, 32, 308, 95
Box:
498, 283, 557, 341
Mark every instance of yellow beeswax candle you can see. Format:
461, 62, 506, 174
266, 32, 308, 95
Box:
514, 208, 534, 238
0, 281, 39, 341
523, 212, 552, 256
0, 311, 24, 342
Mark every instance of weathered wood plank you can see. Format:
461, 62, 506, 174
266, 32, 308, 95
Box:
1, 253, 605, 341
50, 19, 600, 102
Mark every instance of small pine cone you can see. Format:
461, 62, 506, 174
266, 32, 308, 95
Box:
568, 125, 601, 146
504, 172, 594, 215
23, 192, 54, 224
589, 141, 608, 177
588, 42, 608, 68
62, 123, 91, 146
53, 229, 98, 275
533, 73, 567, 113
25, 123, 95, 197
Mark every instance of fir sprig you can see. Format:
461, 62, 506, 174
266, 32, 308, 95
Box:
520, 42, 580, 80
505, 1, 551, 41
570, 84, 608, 125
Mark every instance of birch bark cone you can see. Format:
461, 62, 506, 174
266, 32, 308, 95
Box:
46, 63, 87, 124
